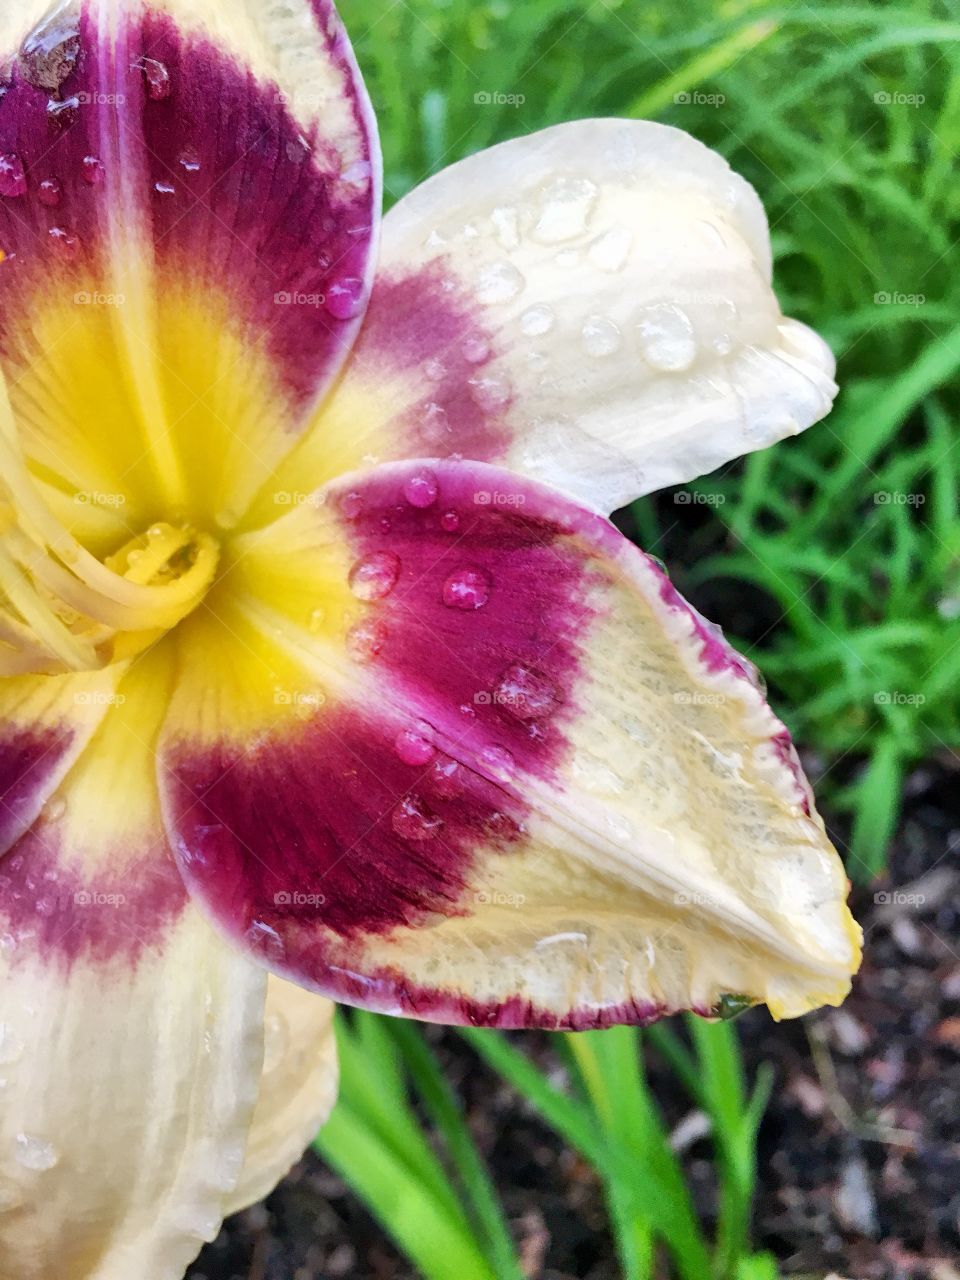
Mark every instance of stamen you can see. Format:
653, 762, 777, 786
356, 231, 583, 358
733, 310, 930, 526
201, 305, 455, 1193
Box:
0, 384, 218, 674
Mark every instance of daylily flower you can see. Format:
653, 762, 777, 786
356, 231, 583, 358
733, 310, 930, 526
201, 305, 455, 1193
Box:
0, 0, 860, 1274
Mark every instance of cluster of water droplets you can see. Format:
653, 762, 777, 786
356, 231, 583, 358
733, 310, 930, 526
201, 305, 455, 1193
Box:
423, 165, 749, 381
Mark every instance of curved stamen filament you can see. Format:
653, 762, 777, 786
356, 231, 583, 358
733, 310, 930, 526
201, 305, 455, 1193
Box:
0, 377, 218, 674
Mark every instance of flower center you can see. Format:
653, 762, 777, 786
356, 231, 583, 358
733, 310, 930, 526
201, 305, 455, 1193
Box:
0, 432, 219, 676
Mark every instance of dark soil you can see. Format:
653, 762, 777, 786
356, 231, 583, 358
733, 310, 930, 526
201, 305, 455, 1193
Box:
189, 757, 960, 1280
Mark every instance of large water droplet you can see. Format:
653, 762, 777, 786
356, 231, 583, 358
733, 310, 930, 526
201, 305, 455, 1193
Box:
582, 314, 622, 358
135, 55, 170, 100
391, 796, 443, 842
442, 566, 491, 610
0, 1024, 23, 1065
403, 468, 438, 509
475, 261, 524, 305
494, 664, 559, 721
394, 725, 435, 767
19, 6, 80, 92
533, 176, 598, 244
14, 1133, 59, 1172
0, 155, 26, 199
346, 618, 387, 663
325, 276, 364, 320
37, 177, 62, 207
520, 304, 555, 337
81, 155, 103, 186
588, 225, 632, 272
348, 550, 400, 601
635, 303, 697, 372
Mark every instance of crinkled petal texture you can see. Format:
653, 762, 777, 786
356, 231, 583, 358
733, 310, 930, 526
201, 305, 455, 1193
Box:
0, 0, 379, 531
159, 460, 860, 1030
0, 656, 339, 1278
258, 120, 836, 523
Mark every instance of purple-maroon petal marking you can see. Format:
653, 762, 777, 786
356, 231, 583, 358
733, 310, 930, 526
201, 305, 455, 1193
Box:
0, 835, 187, 970
0, 2, 379, 412
0, 724, 73, 853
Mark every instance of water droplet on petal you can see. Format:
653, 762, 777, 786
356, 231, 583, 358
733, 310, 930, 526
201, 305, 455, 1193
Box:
14, 1133, 59, 1171
346, 618, 387, 662
533, 176, 598, 244
424, 357, 446, 381
135, 56, 170, 100
582, 314, 622, 358
440, 509, 460, 532
635, 303, 697, 372
37, 177, 61, 206
41, 795, 66, 822
520, 304, 555, 337
0, 1024, 23, 1065
494, 663, 559, 721
48, 226, 80, 261
479, 745, 516, 781
154, 180, 175, 197
81, 155, 104, 185
391, 795, 443, 841
308, 606, 326, 632
340, 490, 363, 520
469, 375, 511, 412
0, 154, 26, 198
403, 468, 438, 509
46, 95, 79, 125
442, 566, 491, 610
348, 550, 400, 601
431, 756, 462, 798
458, 339, 491, 372
179, 147, 201, 174
419, 401, 449, 445
491, 204, 520, 249
712, 333, 733, 356
394, 726, 435, 767
325, 275, 364, 320
19, 7, 80, 91
588, 225, 633, 272
475, 261, 524, 305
